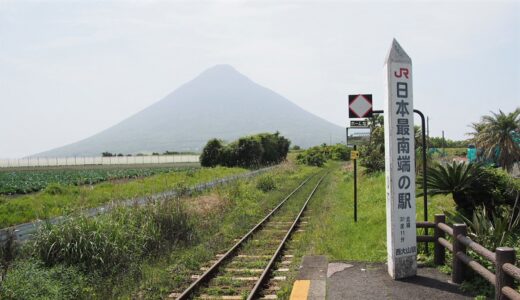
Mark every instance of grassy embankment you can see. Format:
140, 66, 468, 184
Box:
0, 166, 246, 228
0, 162, 322, 299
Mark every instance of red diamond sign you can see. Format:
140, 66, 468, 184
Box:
349, 94, 373, 118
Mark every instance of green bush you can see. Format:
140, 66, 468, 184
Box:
256, 175, 277, 192
297, 148, 326, 167
0, 259, 92, 300
296, 144, 349, 167
359, 126, 385, 174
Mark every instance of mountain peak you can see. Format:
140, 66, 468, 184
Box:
195, 64, 251, 85
35, 64, 344, 156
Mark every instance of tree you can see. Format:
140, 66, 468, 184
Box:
200, 139, 224, 167
471, 109, 520, 171
236, 137, 264, 168
360, 117, 385, 174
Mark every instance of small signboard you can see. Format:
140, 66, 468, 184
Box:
346, 127, 371, 146
350, 150, 359, 160
350, 120, 368, 127
349, 94, 373, 118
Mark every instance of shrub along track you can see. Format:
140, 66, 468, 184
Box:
169, 172, 327, 300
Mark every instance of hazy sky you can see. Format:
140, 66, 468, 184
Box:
1, 0, 519, 158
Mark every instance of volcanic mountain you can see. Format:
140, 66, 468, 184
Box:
36, 65, 344, 157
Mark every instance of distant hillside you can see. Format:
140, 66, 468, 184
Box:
35, 65, 344, 157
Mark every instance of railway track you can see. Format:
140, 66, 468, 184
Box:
169, 173, 327, 300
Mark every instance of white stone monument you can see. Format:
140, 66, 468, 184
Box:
384, 39, 417, 279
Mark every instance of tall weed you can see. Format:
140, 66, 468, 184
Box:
31, 198, 194, 276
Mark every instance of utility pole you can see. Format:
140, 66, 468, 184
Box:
442, 130, 445, 155
426, 116, 430, 149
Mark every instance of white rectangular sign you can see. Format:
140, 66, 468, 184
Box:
346, 127, 371, 146
384, 39, 417, 279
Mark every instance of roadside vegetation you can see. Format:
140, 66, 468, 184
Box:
0, 166, 246, 228
0, 161, 319, 299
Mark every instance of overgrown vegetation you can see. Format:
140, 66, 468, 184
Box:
0, 161, 317, 299
296, 144, 350, 167
200, 132, 290, 168
0, 167, 246, 227
32, 199, 194, 276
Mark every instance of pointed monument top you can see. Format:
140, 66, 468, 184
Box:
385, 38, 411, 64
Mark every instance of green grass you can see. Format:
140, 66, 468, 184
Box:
299, 163, 456, 262
108, 162, 320, 299
0, 166, 246, 227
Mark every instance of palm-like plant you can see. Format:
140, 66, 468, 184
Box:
418, 162, 484, 214
473, 109, 520, 171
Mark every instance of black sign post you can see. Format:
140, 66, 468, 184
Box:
348, 94, 373, 223
353, 144, 358, 222
346, 127, 370, 223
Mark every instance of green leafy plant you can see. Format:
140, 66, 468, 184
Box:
419, 162, 519, 216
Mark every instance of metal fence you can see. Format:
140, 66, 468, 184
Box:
0, 155, 200, 168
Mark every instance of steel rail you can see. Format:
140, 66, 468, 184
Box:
247, 173, 327, 300
175, 174, 315, 300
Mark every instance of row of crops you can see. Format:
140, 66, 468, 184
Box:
0, 167, 195, 195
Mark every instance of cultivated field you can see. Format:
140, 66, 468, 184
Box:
0, 165, 245, 228
0, 164, 199, 195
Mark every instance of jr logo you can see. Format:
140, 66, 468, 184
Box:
394, 68, 409, 79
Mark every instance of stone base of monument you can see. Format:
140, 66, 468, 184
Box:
388, 255, 417, 279
326, 261, 474, 300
